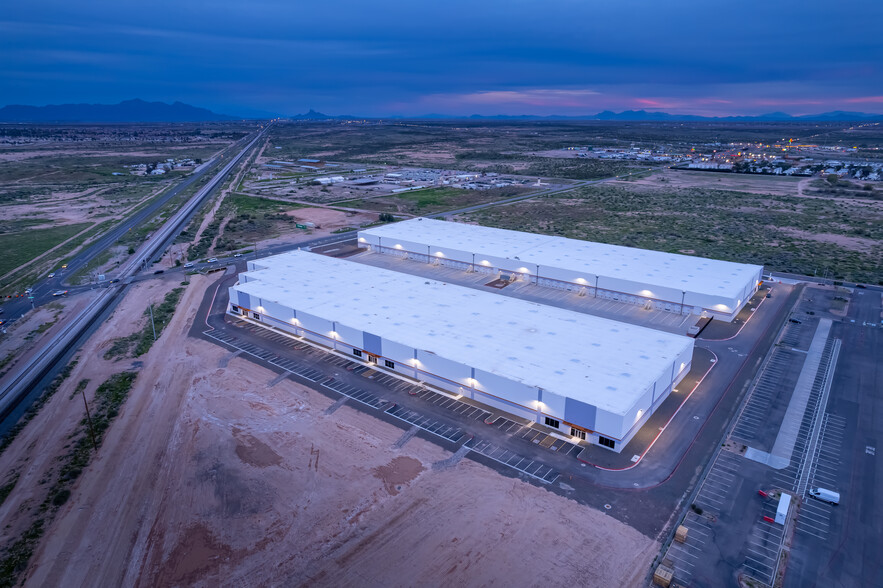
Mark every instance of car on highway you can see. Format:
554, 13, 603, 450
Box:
207, 257, 218, 263
184, 262, 195, 268
48, 273, 55, 278
153, 269, 164, 275
234, 253, 242, 258
52, 290, 68, 296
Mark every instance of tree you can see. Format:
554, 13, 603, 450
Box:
826, 174, 839, 186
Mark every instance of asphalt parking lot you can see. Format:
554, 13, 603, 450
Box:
658, 284, 882, 587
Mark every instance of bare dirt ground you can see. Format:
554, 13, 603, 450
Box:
626, 168, 804, 195
286, 206, 370, 227
252, 207, 379, 250
5, 275, 657, 588
774, 227, 878, 252
0, 278, 179, 580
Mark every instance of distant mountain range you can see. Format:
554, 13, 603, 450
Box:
0, 99, 239, 122
2, 100, 881, 123
402, 110, 883, 122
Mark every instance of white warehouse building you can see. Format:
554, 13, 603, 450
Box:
358, 218, 764, 322
228, 251, 695, 452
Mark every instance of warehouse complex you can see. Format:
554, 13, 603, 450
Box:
358, 218, 764, 322
229, 250, 695, 451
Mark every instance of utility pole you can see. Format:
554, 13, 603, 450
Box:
149, 303, 157, 341
81, 385, 98, 451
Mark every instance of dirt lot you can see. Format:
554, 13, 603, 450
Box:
624, 168, 804, 196
3, 275, 657, 587
249, 206, 378, 250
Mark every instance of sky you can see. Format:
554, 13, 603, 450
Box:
2, 0, 882, 117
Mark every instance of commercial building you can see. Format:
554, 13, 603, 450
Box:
228, 251, 695, 451
358, 218, 763, 322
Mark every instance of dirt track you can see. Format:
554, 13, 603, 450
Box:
8, 275, 657, 587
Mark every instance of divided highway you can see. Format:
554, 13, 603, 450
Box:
0, 125, 269, 423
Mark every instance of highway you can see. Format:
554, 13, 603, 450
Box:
0, 124, 270, 424
1, 133, 255, 322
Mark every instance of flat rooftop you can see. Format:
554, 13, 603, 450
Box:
237, 251, 694, 416
360, 218, 763, 300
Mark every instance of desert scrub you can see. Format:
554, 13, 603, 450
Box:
103, 287, 186, 359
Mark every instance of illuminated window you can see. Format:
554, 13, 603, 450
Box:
598, 436, 616, 449
384, 360, 395, 369
544, 417, 560, 428
570, 427, 586, 440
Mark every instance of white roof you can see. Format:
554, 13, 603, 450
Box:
236, 251, 693, 417
361, 218, 762, 300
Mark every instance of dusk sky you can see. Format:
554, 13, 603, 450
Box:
2, 0, 882, 117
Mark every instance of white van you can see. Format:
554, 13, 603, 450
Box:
809, 488, 840, 505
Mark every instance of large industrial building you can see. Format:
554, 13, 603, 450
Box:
358, 218, 764, 322
228, 250, 695, 451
